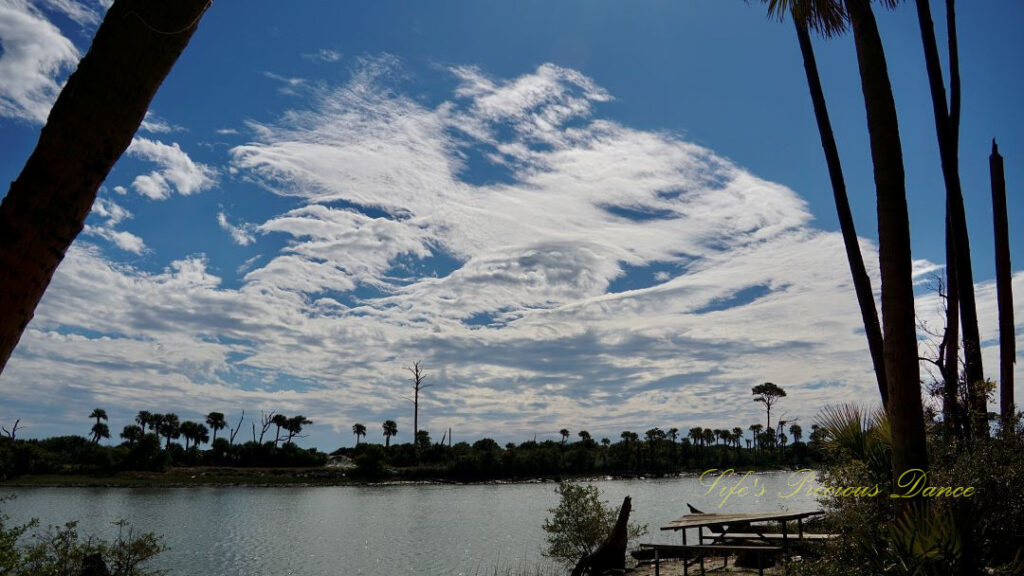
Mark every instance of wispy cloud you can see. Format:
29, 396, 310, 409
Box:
0, 0, 79, 122
217, 211, 257, 246
303, 48, 342, 63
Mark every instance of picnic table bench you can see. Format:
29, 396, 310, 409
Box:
632, 543, 782, 576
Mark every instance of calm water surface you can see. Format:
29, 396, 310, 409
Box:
4, 471, 820, 575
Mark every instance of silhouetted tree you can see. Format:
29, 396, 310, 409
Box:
764, 1, 888, 406
752, 382, 786, 435
205, 412, 226, 443
353, 423, 367, 445
271, 414, 289, 445
283, 416, 311, 444
407, 361, 431, 445
120, 424, 144, 449
383, 420, 398, 447
90, 422, 110, 444
136, 411, 155, 432
159, 413, 180, 448
560, 429, 571, 445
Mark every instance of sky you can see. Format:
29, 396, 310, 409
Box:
0, 0, 1022, 450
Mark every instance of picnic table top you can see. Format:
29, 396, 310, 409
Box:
660, 510, 823, 531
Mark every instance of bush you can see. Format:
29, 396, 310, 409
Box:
1, 498, 164, 576
541, 481, 646, 567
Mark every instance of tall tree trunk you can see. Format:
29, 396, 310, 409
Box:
942, 214, 964, 442
793, 16, 888, 407
990, 140, 1015, 432
912, 0, 988, 438
0, 0, 211, 375
846, 0, 929, 488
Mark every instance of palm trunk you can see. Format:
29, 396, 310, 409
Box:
913, 0, 988, 438
793, 16, 888, 407
0, 0, 211, 375
846, 1, 929, 487
990, 141, 1015, 432
942, 214, 964, 441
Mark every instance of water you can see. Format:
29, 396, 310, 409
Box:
2, 471, 820, 575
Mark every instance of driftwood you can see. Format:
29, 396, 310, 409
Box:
570, 496, 631, 576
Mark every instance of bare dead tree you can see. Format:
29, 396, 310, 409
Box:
404, 361, 433, 447
258, 412, 275, 444
2, 419, 22, 440
918, 275, 966, 441
228, 410, 245, 445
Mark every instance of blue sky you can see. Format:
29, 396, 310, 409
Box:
0, 0, 1021, 449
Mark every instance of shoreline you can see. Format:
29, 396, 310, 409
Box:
0, 466, 807, 489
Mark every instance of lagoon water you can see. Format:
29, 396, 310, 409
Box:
3, 471, 821, 576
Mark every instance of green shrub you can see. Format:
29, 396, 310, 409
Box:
541, 481, 646, 568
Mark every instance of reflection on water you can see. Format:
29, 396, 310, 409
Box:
4, 471, 819, 576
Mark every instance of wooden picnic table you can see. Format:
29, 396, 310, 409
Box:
661, 509, 824, 547
641, 510, 827, 575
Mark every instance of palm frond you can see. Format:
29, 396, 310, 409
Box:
762, 0, 849, 38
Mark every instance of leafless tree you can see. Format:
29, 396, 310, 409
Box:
2, 419, 22, 440
228, 410, 245, 445
403, 361, 433, 445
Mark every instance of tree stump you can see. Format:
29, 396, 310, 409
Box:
80, 553, 110, 576
571, 496, 632, 576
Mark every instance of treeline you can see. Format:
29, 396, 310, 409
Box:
336, 423, 825, 481
0, 408, 327, 479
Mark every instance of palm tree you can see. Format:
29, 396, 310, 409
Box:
353, 423, 367, 445
159, 413, 180, 449
789, 423, 803, 444
667, 428, 679, 443
688, 427, 703, 448
179, 421, 209, 450
205, 412, 226, 443
136, 411, 154, 432
382, 420, 398, 447
180, 421, 199, 450
88, 408, 108, 443
0, 0, 212, 375
89, 408, 107, 427
559, 429, 570, 445
749, 424, 763, 459
578, 430, 591, 442
911, 0, 987, 438
120, 424, 144, 449
765, 4, 888, 405
766, 0, 929, 488
90, 422, 110, 444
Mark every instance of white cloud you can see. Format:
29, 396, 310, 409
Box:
125, 137, 218, 200
217, 212, 257, 246
0, 0, 79, 122
82, 197, 147, 254
139, 111, 183, 134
